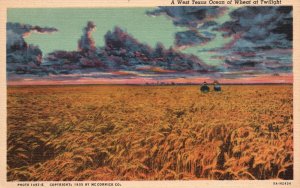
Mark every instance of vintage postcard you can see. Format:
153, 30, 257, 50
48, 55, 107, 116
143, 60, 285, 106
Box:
0, 0, 299, 188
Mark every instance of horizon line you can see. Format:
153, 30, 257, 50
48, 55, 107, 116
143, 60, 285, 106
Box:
7, 82, 293, 87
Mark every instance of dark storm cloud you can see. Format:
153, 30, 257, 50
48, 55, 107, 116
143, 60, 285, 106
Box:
147, 6, 225, 49
214, 6, 292, 74
103, 26, 212, 72
212, 49, 292, 74
219, 6, 292, 50
41, 24, 213, 76
6, 22, 58, 75
199, 21, 218, 30
224, 59, 292, 74
78, 21, 96, 52
7, 22, 58, 49
104, 26, 153, 56
175, 30, 215, 48
147, 6, 227, 28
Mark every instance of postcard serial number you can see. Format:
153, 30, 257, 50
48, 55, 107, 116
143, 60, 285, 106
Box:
273, 182, 292, 186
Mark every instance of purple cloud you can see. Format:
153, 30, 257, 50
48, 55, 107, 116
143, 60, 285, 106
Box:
212, 6, 293, 74
6, 22, 57, 75
175, 30, 215, 48
78, 21, 96, 52
40, 23, 213, 76
147, 7, 225, 49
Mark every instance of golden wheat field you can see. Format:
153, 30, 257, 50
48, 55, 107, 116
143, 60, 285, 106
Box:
7, 85, 293, 181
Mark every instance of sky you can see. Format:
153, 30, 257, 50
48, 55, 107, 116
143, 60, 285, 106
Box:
7, 8, 232, 65
6, 7, 293, 85
8, 8, 182, 54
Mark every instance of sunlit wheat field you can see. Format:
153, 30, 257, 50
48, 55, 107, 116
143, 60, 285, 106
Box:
7, 85, 293, 181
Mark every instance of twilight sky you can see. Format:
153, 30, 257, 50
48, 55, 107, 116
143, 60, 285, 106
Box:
6, 7, 293, 85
